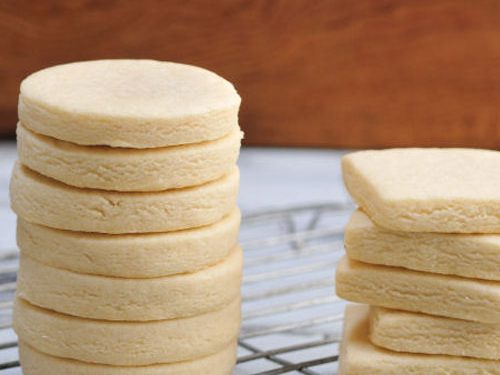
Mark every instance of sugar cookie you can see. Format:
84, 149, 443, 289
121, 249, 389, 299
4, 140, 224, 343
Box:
18, 341, 237, 375
10, 163, 239, 233
13, 298, 240, 366
335, 256, 500, 323
17, 124, 242, 191
19, 60, 240, 148
17, 246, 242, 321
17, 209, 240, 278
338, 304, 499, 375
342, 148, 500, 233
369, 307, 500, 360
345, 210, 500, 280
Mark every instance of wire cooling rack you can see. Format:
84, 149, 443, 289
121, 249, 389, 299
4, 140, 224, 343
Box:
0, 202, 352, 374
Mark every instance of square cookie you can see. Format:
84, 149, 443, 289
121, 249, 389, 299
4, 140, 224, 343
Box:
370, 307, 500, 360
342, 148, 500, 233
338, 304, 499, 375
335, 256, 500, 323
345, 209, 500, 281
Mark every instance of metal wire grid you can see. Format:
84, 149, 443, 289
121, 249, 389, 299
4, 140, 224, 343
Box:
0, 202, 352, 374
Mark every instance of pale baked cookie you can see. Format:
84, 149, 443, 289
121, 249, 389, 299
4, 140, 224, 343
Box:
18, 341, 237, 375
17, 246, 242, 321
369, 307, 500, 361
17, 209, 240, 278
17, 124, 242, 191
338, 304, 499, 375
345, 210, 500, 281
342, 148, 500, 233
13, 297, 241, 366
10, 163, 239, 233
19, 60, 241, 148
335, 256, 500, 323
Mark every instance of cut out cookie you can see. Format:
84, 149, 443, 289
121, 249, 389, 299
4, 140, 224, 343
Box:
338, 304, 499, 375
17, 208, 240, 278
17, 124, 242, 191
369, 306, 500, 360
342, 148, 500, 233
13, 298, 240, 366
19, 60, 240, 148
345, 209, 500, 280
17, 247, 242, 321
19, 341, 236, 375
336, 256, 500, 323
10, 163, 239, 234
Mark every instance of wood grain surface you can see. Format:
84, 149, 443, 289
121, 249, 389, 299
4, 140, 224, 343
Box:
1, 0, 500, 148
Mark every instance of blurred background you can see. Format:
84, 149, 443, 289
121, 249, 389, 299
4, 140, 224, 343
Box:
1, 0, 500, 148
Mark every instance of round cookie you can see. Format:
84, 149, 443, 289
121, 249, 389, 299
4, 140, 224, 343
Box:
19, 60, 241, 148
17, 209, 240, 278
13, 297, 241, 366
10, 163, 239, 234
19, 341, 237, 375
17, 124, 242, 191
17, 247, 242, 321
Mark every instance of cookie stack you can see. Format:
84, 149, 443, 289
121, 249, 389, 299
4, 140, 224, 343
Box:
10, 60, 243, 374
336, 149, 500, 374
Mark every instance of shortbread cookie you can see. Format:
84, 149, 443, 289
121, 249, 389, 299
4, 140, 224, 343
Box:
369, 307, 500, 360
10, 163, 239, 233
335, 256, 500, 323
17, 246, 242, 321
17, 209, 240, 278
338, 304, 499, 375
17, 124, 242, 191
345, 210, 500, 280
342, 148, 500, 233
19, 60, 241, 148
19, 341, 237, 375
13, 297, 240, 366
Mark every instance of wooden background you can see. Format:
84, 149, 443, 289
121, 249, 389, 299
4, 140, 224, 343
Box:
1, 0, 500, 148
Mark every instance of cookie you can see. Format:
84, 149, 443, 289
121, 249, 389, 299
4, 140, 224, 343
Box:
17, 246, 242, 321
345, 210, 500, 280
17, 208, 240, 278
17, 123, 242, 191
369, 307, 500, 360
10, 163, 239, 233
18, 341, 237, 375
13, 297, 240, 366
342, 148, 500, 233
19, 60, 240, 148
335, 256, 500, 323
338, 304, 499, 375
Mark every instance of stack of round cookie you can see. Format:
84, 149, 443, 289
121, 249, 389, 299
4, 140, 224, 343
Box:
10, 60, 243, 375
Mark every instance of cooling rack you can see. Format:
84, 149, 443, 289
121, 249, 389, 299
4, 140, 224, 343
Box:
0, 202, 352, 374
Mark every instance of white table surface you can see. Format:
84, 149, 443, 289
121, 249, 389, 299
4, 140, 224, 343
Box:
0, 141, 351, 374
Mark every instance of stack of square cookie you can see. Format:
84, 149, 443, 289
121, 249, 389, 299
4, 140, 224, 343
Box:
336, 149, 500, 374
10, 60, 243, 374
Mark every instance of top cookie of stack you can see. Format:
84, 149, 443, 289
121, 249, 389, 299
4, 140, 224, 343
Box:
342, 148, 500, 233
19, 59, 240, 149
